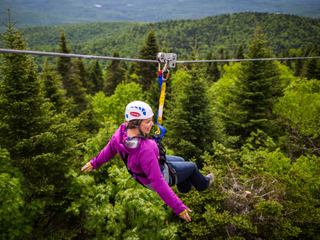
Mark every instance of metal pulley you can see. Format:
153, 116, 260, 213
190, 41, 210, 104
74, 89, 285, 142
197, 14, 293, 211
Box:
157, 52, 177, 68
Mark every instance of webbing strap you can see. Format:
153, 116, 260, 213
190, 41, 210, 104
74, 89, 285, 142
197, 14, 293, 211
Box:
155, 70, 167, 137
119, 151, 147, 179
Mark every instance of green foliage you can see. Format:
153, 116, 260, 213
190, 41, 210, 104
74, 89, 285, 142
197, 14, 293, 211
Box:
57, 30, 71, 78
1, 0, 320, 34
1, 7, 320, 240
134, 28, 159, 91
165, 67, 218, 166
217, 30, 283, 144
82, 166, 178, 239
205, 51, 220, 83
56, 30, 90, 117
104, 50, 126, 96
91, 81, 144, 126
16, 12, 320, 69
40, 59, 72, 112
274, 79, 320, 158
175, 133, 320, 239
67, 157, 178, 239
0, 173, 32, 239
89, 59, 104, 94
235, 43, 245, 59
0, 147, 45, 239
0, 12, 87, 238
75, 58, 94, 94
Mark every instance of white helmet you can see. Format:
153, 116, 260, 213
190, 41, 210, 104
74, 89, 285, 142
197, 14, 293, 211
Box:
125, 101, 154, 121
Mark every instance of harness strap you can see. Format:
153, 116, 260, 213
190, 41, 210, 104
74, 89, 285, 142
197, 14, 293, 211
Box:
119, 151, 147, 187
155, 69, 168, 137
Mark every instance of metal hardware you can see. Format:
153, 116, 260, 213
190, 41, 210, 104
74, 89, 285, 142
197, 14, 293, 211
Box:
157, 52, 177, 68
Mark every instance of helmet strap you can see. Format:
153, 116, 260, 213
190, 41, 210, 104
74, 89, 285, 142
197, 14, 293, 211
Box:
129, 119, 144, 136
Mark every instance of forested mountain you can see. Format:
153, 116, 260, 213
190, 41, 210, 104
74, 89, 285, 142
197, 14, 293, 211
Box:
1, 7, 320, 239
14, 21, 144, 46
7, 12, 320, 66
1, 0, 320, 33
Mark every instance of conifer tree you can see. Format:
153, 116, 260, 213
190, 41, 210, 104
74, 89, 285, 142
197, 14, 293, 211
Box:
294, 49, 304, 77
161, 37, 168, 53
41, 59, 70, 112
166, 65, 215, 167
57, 30, 71, 80
305, 45, 320, 80
120, 61, 127, 72
134, 29, 159, 91
56, 31, 88, 116
89, 60, 104, 93
75, 58, 93, 94
306, 57, 320, 80
104, 50, 126, 96
235, 43, 245, 59
0, 11, 83, 237
205, 51, 220, 82
222, 29, 283, 144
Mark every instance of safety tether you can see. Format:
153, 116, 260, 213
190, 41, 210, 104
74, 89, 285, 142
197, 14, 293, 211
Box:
155, 61, 169, 137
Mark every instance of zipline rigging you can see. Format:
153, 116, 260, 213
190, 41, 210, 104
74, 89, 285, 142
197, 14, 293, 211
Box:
0, 48, 319, 65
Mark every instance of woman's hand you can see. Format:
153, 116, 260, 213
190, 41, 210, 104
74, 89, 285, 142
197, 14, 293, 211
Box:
81, 162, 93, 172
180, 209, 192, 222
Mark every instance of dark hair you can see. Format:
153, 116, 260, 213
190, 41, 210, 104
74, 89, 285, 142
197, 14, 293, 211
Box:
126, 120, 149, 140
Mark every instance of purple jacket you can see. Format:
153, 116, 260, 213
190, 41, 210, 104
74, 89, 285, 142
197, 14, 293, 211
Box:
90, 123, 188, 216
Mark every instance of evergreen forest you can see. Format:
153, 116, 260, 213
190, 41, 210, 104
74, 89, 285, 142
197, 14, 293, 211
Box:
1, 12, 319, 70
1, 0, 319, 32
1, 9, 320, 240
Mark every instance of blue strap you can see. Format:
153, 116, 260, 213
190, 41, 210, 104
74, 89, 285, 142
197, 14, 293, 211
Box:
156, 73, 166, 138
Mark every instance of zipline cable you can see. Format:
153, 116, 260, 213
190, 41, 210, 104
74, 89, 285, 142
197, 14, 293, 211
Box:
0, 48, 320, 63
0, 48, 158, 63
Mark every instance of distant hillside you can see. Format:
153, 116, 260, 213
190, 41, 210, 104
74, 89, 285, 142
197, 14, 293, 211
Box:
10, 12, 319, 65
19, 22, 144, 47
0, 0, 319, 32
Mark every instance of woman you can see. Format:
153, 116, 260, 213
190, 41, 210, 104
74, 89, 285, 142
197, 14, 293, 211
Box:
81, 101, 214, 222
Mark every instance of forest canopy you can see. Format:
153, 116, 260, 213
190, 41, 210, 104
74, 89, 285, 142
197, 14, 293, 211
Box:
1, 9, 320, 240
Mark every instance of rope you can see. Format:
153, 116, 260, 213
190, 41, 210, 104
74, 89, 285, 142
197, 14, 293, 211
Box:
0, 48, 320, 63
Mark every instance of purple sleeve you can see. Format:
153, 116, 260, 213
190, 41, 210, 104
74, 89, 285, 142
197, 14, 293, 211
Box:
138, 145, 188, 216
90, 137, 117, 169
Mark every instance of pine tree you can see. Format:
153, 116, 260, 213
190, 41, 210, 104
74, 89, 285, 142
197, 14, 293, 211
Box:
41, 59, 70, 112
306, 58, 320, 80
104, 50, 126, 96
294, 49, 304, 77
57, 30, 71, 80
305, 45, 320, 80
161, 37, 168, 53
235, 43, 245, 59
89, 60, 104, 93
222, 29, 283, 144
134, 29, 159, 91
56, 31, 88, 116
205, 51, 220, 83
166, 66, 215, 167
75, 58, 93, 94
0, 11, 83, 237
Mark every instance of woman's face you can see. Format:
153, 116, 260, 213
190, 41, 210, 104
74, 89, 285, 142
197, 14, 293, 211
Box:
140, 117, 154, 134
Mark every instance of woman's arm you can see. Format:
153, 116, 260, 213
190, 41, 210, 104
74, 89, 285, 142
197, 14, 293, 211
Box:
81, 137, 117, 171
138, 143, 190, 218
